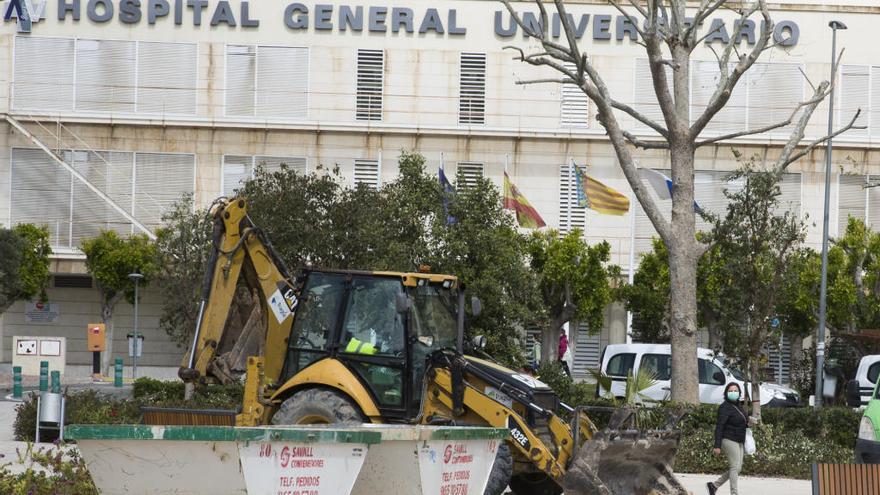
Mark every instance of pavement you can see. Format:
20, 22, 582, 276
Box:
676, 473, 811, 495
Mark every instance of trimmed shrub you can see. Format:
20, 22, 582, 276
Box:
14, 379, 244, 442
14, 390, 140, 442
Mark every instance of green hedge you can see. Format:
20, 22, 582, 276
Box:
537, 362, 861, 479
14, 379, 244, 442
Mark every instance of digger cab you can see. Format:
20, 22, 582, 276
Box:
277, 269, 462, 421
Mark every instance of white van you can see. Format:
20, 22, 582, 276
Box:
846, 355, 880, 408
598, 343, 801, 407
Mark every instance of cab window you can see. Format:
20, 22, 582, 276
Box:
286, 272, 346, 375
606, 353, 635, 377
640, 354, 671, 381
340, 277, 405, 408
699, 359, 726, 385
341, 277, 405, 357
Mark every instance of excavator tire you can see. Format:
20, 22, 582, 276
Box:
483, 442, 512, 495
271, 388, 364, 425
508, 472, 562, 495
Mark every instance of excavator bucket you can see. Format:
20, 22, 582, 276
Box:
563, 408, 689, 495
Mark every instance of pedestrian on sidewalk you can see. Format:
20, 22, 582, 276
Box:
707, 382, 748, 495
558, 332, 571, 377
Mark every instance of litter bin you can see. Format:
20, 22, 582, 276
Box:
36, 391, 65, 443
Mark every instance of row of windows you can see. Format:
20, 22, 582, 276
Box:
14, 37, 880, 139
12, 37, 497, 125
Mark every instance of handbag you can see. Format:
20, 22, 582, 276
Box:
734, 406, 756, 456
744, 428, 756, 456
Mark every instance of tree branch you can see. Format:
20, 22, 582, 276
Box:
775, 110, 865, 170
623, 131, 670, 150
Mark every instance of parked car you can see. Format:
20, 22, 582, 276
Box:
855, 372, 880, 463
597, 343, 801, 407
846, 355, 880, 408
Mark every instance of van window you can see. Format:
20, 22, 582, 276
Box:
606, 353, 635, 377
640, 354, 671, 381
699, 359, 726, 385
868, 362, 880, 384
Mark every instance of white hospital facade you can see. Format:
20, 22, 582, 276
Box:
0, 0, 877, 379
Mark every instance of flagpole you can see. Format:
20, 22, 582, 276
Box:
440, 152, 445, 171
567, 158, 573, 234
504, 153, 509, 174
626, 191, 637, 344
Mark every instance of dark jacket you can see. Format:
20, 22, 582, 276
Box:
714, 400, 748, 448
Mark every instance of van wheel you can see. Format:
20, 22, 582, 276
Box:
508, 473, 561, 495
483, 443, 512, 495
271, 388, 364, 425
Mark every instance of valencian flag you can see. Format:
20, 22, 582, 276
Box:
503, 173, 546, 228
574, 165, 630, 216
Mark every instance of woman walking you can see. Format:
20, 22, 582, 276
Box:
707, 382, 748, 495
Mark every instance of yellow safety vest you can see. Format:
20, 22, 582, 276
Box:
345, 337, 377, 355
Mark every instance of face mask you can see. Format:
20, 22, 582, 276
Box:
726, 391, 740, 402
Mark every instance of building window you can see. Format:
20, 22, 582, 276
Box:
558, 163, 587, 234
837, 174, 880, 235
839, 65, 879, 139
10, 148, 195, 249
746, 62, 803, 131
456, 162, 484, 190
354, 159, 380, 188
356, 49, 384, 121
459, 52, 486, 125
222, 155, 308, 196
12, 36, 197, 116
137, 41, 199, 115
75, 39, 136, 113
225, 44, 309, 119
560, 63, 589, 128
13, 37, 75, 112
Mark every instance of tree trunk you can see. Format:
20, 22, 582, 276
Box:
101, 302, 114, 376
667, 129, 700, 404
750, 358, 762, 422
707, 319, 722, 351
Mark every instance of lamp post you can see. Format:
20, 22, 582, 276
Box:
815, 20, 847, 408
128, 272, 144, 380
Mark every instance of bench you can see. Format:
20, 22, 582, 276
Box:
812, 463, 880, 495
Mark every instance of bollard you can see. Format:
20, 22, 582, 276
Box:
39, 361, 49, 392
50, 370, 61, 394
114, 358, 123, 388
12, 366, 22, 399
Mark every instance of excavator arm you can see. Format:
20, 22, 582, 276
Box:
178, 198, 297, 404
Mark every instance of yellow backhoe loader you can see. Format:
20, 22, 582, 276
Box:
165, 197, 684, 495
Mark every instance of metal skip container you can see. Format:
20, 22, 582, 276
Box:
65, 424, 505, 495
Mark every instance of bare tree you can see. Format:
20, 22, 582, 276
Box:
502, 0, 862, 403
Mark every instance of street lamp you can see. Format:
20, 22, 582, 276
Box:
128, 272, 144, 381
815, 20, 848, 408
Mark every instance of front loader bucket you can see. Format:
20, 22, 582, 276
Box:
564, 425, 688, 495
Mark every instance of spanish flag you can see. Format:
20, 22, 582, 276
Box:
574, 165, 630, 216
503, 173, 546, 229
